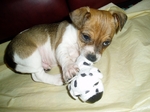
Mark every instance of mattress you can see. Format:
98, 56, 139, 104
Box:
0, 0, 150, 111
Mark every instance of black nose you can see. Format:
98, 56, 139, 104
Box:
86, 54, 97, 62
86, 92, 103, 103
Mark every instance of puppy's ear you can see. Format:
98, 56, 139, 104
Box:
69, 7, 91, 29
110, 11, 127, 33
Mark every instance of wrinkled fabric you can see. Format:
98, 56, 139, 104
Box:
1, 1, 150, 112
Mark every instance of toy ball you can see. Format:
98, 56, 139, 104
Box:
67, 55, 104, 103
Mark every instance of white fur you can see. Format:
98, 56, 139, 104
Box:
14, 50, 41, 73
13, 24, 101, 85
38, 37, 57, 70
14, 38, 62, 85
56, 24, 80, 81
13, 24, 80, 85
56, 24, 79, 65
80, 45, 95, 56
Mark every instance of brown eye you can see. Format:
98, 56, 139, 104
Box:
82, 34, 91, 42
103, 40, 111, 47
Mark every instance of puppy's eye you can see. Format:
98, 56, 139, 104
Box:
82, 34, 91, 42
102, 40, 111, 47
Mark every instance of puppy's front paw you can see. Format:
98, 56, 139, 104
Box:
63, 64, 79, 83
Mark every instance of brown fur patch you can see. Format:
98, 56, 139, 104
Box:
70, 7, 127, 55
78, 9, 116, 54
10, 21, 69, 59
54, 21, 69, 50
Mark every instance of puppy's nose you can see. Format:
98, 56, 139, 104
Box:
86, 54, 97, 62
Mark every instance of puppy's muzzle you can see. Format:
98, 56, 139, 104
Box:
86, 54, 97, 62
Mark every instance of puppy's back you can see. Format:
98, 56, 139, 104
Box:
4, 21, 69, 71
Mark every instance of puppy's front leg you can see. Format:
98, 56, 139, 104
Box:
56, 44, 79, 82
62, 61, 79, 82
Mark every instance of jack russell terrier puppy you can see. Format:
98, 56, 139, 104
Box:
4, 7, 127, 85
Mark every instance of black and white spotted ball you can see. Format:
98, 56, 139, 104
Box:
67, 55, 104, 103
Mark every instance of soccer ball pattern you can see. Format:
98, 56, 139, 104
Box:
67, 55, 104, 103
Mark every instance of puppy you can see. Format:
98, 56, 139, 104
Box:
4, 7, 127, 85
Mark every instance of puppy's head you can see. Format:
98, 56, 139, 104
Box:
70, 7, 127, 62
